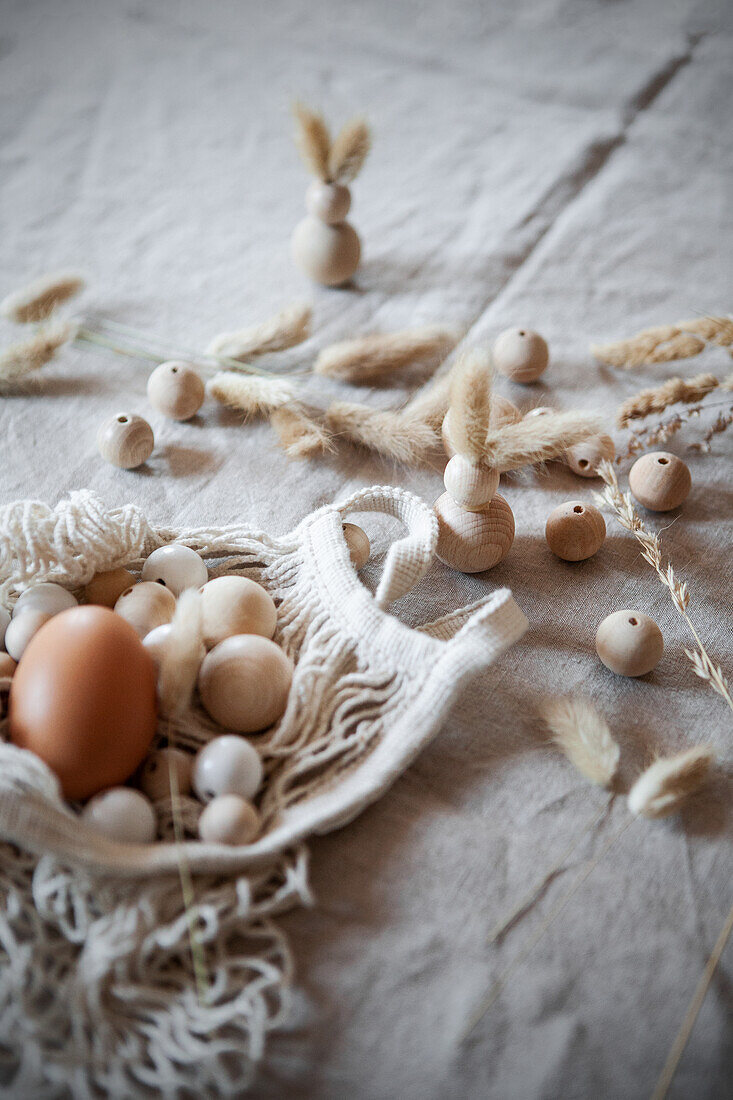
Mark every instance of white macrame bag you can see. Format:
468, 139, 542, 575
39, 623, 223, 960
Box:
0, 484, 527, 1097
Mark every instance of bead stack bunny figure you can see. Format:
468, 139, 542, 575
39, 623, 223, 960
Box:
291, 104, 370, 286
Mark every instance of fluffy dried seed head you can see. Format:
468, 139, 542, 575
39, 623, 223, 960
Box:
206, 302, 312, 361
483, 409, 604, 472
293, 102, 332, 181
540, 697, 620, 787
0, 319, 78, 385
315, 325, 459, 382
325, 402, 437, 465
158, 589, 204, 719
270, 404, 334, 458
1, 271, 85, 323
328, 117, 371, 184
628, 747, 714, 818
207, 372, 296, 418
448, 348, 493, 462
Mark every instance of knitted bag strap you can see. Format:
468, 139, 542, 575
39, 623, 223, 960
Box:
335, 485, 438, 608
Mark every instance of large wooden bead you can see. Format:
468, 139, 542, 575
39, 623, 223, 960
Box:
200, 576, 277, 649
114, 581, 176, 639
5, 610, 54, 661
82, 788, 157, 844
493, 327, 549, 383
545, 501, 606, 561
342, 523, 370, 569
292, 216, 361, 286
441, 397, 520, 458
140, 747, 193, 801
629, 451, 691, 512
84, 568, 137, 609
147, 361, 205, 421
142, 544, 208, 595
443, 455, 500, 510
565, 434, 615, 477
434, 492, 515, 573
198, 793, 260, 845
595, 609, 664, 677
192, 734, 263, 801
306, 181, 351, 224
13, 582, 77, 618
198, 636, 293, 733
97, 412, 154, 469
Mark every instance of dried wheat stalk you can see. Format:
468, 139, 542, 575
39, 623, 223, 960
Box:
325, 402, 437, 465
293, 102, 331, 181
0, 319, 78, 385
207, 372, 296, 418
315, 325, 458, 382
617, 372, 721, 426
1, 271, 85, 323
627, 747, 714, 818
158, 590, 203, 719
592, 316, 733, 369
688, 405, 733, 453
447, 349, 493, 462
595, 461, 733, 713
206, 302, 311, 361
483, 409, 603, 472
328, 118, 371, 184
540, 697, 620, 787
270, 404, 334, 458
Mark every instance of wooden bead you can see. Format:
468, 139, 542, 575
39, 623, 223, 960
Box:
5, 610, 54, 661
292, 216, 361, 286
565, 434, 615, 477
629, 451, 691, 512
84, 568, 137, 609
306, 181, 351, 224
198, 636, 293, 733
442, 396, 521, 458
198, 794, 260, 846
142, 545, 208, 595
493, 327, 549, 383
114, 581, 176, 639
443, 455, 500, 510
147, 361, 205, 421
192, 734, 263, 801
200, 576, 277, 649
545, 501, 606, 561
342, 523, 370, 569
97, 412, 154, 469
82, 787, 157, 844
140, 747, 193, 801
596, 609, 664, 677
434, 492, 515, 573
13, 582, 77, 618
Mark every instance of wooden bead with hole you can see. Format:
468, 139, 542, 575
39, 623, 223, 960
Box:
545, 501, 606, 561
628, 451, 691, 511
434, 492, 515, 573
84, 568, 137, 609
342, 523, 370, 569
147, 361, 205, 421
114, 581, 176, 639
97, 412, 154, 469
441, 397, 521, 458
443, 455, 500, 510
565, 434, 615, 477
493, 327, 549, 383
595, 609, 664, 677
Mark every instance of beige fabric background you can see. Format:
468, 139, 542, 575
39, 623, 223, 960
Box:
1, 1, 731, 1097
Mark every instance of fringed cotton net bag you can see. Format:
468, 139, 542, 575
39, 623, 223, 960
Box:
0, 485, 527, 1097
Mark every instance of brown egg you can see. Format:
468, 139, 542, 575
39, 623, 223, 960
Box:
8, 606, 157, 800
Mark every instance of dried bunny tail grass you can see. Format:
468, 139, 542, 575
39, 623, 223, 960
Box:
628, 747, 714, 818
402, 363, 459, 428
0, 319, 78, 385
592, 316, 733, 369
540, 697, 620, 787
270, 404, 334, 458
328, 117, 371, 184
325, 402, 437, 465
206, 302, 312, 361
158, 589, 203, 719
484, 409, 603, 472
617, 372, 721, 426
293, 102, 331, 181
448, 348, 493, 462
207, 372, 297, 418
1, 270, 85, 323
315, 325, 459, 382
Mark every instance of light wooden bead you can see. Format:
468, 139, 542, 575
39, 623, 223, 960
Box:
82, 787, 157, 844
198, 794, 260, 846
629, 451, 691, 512
192, 734, 263, 801
565, 434, 615, 477
84, 568, 137, 609
434, 492, 515, 573
97, 412, 154, 469
142, 544, 208, 595
443, 455, 500, 510
306, 181, 351, 224
596, 609, 664, 677
198, 635, 293, 733
200, 576, 277, 650
493, 327, 549, 383
114, 581, 176, 639
441, 396, 521, 458
545, 501, 606, 561
342, 523, 370, 569
139, 747, 193, 801
292, 216, 361, 286
5, 610, 54, 661
142, 623, 173, 668
13, 582, 77, 618
147, 360, 205, 421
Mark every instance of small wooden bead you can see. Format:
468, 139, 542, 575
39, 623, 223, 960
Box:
192, 734, 263, 801
147, 361, 205, 421
441, 396, 521, 458
200, 576, 277, 649
434, 492, 515, 573
82, 787, 157, 843
493, 327, 549, 383
443, 455, 500, 510
84, 568, 137, 609
629, 451, 691, 512
114, 581, 176, 639
198, 794, 260, 846
306, 181, 351, 224
142, 545, 208, 595
596, 609, 664, 677
97, 412, 154, 469
565, 434, 615, 477
545, 501, 606, 561
198, 636, 293, 733
342, 523, 370, 569
139, 747, 193, 801
5, 610, 54, 661
13, 582, 77, 619
292, 216, 361, 286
